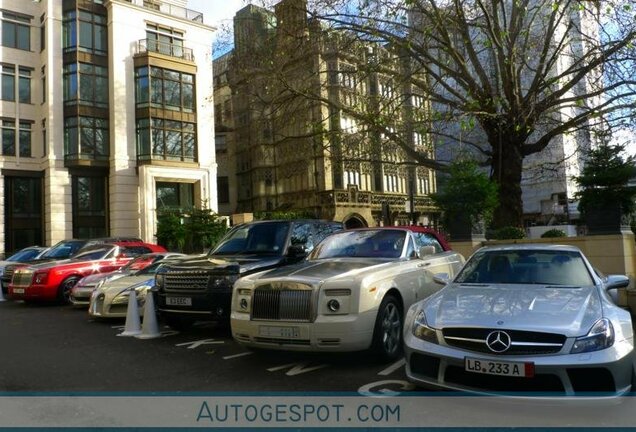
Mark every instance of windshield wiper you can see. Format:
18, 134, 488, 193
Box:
544, 285, 581, 289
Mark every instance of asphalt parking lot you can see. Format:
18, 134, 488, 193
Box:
0, 300, 414, 395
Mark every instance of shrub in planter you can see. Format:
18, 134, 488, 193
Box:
493, 226, 526, 240
541, 229, 566, 238
575, 143, 636, 235
431, 160, 498, 241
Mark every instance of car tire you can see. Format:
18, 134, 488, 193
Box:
164, 315, 194, 331
58, 276, 81, 305
370, 294, 403, 362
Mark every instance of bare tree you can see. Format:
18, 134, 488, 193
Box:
221, 0, 636, 227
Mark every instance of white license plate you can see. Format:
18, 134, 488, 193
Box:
12, 288, 25, 294
259, 326, 300, 338
166, 296, 192, 306
465, 357, 533, 377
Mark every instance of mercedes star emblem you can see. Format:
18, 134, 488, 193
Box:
486, 330, 512, 353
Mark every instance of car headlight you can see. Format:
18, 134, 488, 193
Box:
154, 274, 164, 291
95, 279, 106, 291
112, 290, 130, 305
412, 310, 438, 343
571, 318, 615, 354
235, 288, 252, 312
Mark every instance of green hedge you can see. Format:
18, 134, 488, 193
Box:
493, 226, 526, 240
156, 208, 229, 253
540, 229, 567, 238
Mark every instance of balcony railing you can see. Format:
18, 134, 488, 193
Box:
137, 39, 194, 62
126, 0, 204, 22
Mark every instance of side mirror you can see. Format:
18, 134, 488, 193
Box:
418, 246, 436, 258
287, 244, 307, 258
605, 275, 630, 290
433, 273, 450, 285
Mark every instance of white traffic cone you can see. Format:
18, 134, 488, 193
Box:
117, 290, 142, 337
135, 290, 161, 339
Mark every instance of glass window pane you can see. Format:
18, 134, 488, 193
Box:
2, 22, 16, 48
63, 19, 76, 49
164, 70, 180, 81
151, 77, 162, 105
80, 124, 94, 155
183, 133, 195, 160
2, 128, 16, 156
95, 76, 108, 105
183, 83, 193, 110
152, 127, 164, 157
164, 79, 180, 108
64, 120, 78, 156
79, 21, 92, 50
94, 24, 106, 53
137, 123, 150, 158
166, 130, 181, 158
136, 75, 148, 104
79, 73, 92, 103
95, 126, 108, 157
156, 183, 178, 208
19, 76, 30, 103
19, 129, 31, 157
77, 177, 90, 211
2, 74, 15, 101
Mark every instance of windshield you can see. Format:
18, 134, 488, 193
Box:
455, 250, 594, 286
70, 247, 111, 262
135, 260, 166, 275
210, 222, 290, 256
309, 229, 406, 259
40, 241, 85, 259
121, 255, 157, 273
7, 248, 44, 262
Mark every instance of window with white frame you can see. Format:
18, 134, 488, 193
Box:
340, 114, 358, 133
418, 176, 430, 194
343, 169, 361, 187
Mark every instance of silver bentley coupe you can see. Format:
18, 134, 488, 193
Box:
404, 244, 634, 395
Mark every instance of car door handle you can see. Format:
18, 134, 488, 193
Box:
418, 262, 431, 268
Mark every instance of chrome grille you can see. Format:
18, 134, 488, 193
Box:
12, 270, 33, 287
442, 328, 566, 355
251, 285, 313, 322
3, 266, 16, 281
164, 272, 210, 293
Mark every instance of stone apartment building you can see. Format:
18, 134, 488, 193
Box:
0, 0, 216, 253
215, 0, 439, 228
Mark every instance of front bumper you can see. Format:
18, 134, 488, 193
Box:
70, 286, 96, 307
8, 284, 56, 301
155, 291, 232, 323
230, 310, 376, 352
404, 331, 635, 396
89, 291, 144, 318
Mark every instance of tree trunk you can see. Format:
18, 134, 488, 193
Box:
490, 139, 524, 229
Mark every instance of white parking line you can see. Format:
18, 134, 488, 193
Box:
377, 359, 406, 376
175, 339, 225, 349
222, 352, 254, 360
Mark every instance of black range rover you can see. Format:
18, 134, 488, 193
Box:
154, 219, 342, 330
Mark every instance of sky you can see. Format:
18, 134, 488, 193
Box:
187, 0, 247, 29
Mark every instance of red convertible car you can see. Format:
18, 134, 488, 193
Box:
8, 241, 166, 303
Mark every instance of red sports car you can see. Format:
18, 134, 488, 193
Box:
8, 241, 166, 303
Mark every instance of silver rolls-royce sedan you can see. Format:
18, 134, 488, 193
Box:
404, 244, 634, 395
231, 227, 465, 361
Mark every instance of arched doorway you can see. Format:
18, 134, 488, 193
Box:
343, 214, 367, 229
